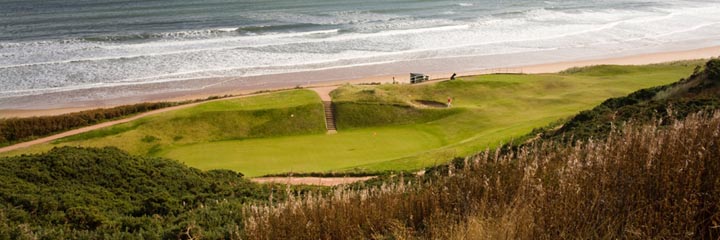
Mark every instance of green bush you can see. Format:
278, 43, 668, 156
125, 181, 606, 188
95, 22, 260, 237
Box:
0, 102, 177, 146
0, 147, 279, 238
707, 58, 720, 80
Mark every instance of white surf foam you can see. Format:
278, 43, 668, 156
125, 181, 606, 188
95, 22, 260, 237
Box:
2, 1, 720, 99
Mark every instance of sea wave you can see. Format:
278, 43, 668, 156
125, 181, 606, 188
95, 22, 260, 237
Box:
82, 28, 239, 42
72, 23, 340, 43
2, 0, 720, 98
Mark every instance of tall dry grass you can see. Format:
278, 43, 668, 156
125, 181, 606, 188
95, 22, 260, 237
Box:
243, 111, 720, 239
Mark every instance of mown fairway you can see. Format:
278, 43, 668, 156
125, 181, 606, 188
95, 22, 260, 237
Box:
1, 61, 703, 176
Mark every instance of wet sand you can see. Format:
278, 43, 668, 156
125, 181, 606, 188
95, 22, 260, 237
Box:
1, 45, 718, 118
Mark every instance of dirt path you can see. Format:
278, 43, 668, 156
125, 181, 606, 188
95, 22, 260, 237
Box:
251, 176, 375, 186
0, 92, 277, 154
309, 86, 338, 101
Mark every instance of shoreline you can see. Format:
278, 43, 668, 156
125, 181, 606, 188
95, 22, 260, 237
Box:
1, 45, 718, 118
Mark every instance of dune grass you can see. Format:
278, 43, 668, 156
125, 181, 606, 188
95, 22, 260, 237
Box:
1, 61, 704, 176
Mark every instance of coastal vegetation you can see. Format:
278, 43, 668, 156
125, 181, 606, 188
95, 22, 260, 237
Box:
0, 61, 704, 177
1, 59, 719, 238
541, 61, 720, 142
0, 102, 177, 147
0, 147, 279, 239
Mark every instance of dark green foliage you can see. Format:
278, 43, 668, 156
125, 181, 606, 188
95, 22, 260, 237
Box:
423, 157, 467, 177
141, 135, 159, 143
543, 65, 720, 142
0, 147, 277, 238
0, 102, 176, 146
334, 102, 462, 129
147, 144, 162, 155
707, 58, 720, 80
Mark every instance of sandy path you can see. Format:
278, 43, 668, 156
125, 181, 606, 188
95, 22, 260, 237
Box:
310, 86, 338, 101
251, 176, 375, 186
0, 93, 273, 154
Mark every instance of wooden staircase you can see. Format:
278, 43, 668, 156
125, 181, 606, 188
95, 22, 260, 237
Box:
323, 101, 337, 133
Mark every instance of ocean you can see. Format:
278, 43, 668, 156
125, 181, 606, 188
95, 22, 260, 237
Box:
1, 0, 720, 107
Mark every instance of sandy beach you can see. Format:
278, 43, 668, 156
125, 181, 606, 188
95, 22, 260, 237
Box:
1, 45, 718, 118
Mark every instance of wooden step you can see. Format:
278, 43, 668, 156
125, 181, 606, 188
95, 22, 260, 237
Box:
322, 101, 337, 132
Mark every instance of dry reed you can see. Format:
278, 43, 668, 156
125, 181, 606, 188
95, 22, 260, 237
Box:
243, 111, 720, 239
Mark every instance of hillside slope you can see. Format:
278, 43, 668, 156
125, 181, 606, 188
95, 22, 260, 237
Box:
0, 147, 276, 239
539, 59, 720, 142
1, 90, 325, 157
242, 59, 720, 239
0, 60, 718, 239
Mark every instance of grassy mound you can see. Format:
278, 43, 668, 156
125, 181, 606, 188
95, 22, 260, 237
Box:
334, 102, 462, 129
0, 147, 277, 239
330, 84, 463, 129
0, 102, 178, 147
5, 90, 325, 157
541, 59, 720, 142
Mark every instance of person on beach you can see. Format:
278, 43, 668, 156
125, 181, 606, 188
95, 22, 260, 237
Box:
447, 97, 453, 108
450, 73, 456, 80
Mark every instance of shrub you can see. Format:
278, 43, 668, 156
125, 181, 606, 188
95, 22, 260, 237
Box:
0, 147, 280, 238
707, 58, 720, 80
0, 102, 177, 146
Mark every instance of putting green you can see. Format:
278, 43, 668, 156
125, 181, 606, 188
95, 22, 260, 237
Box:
162, 127, 444, 177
